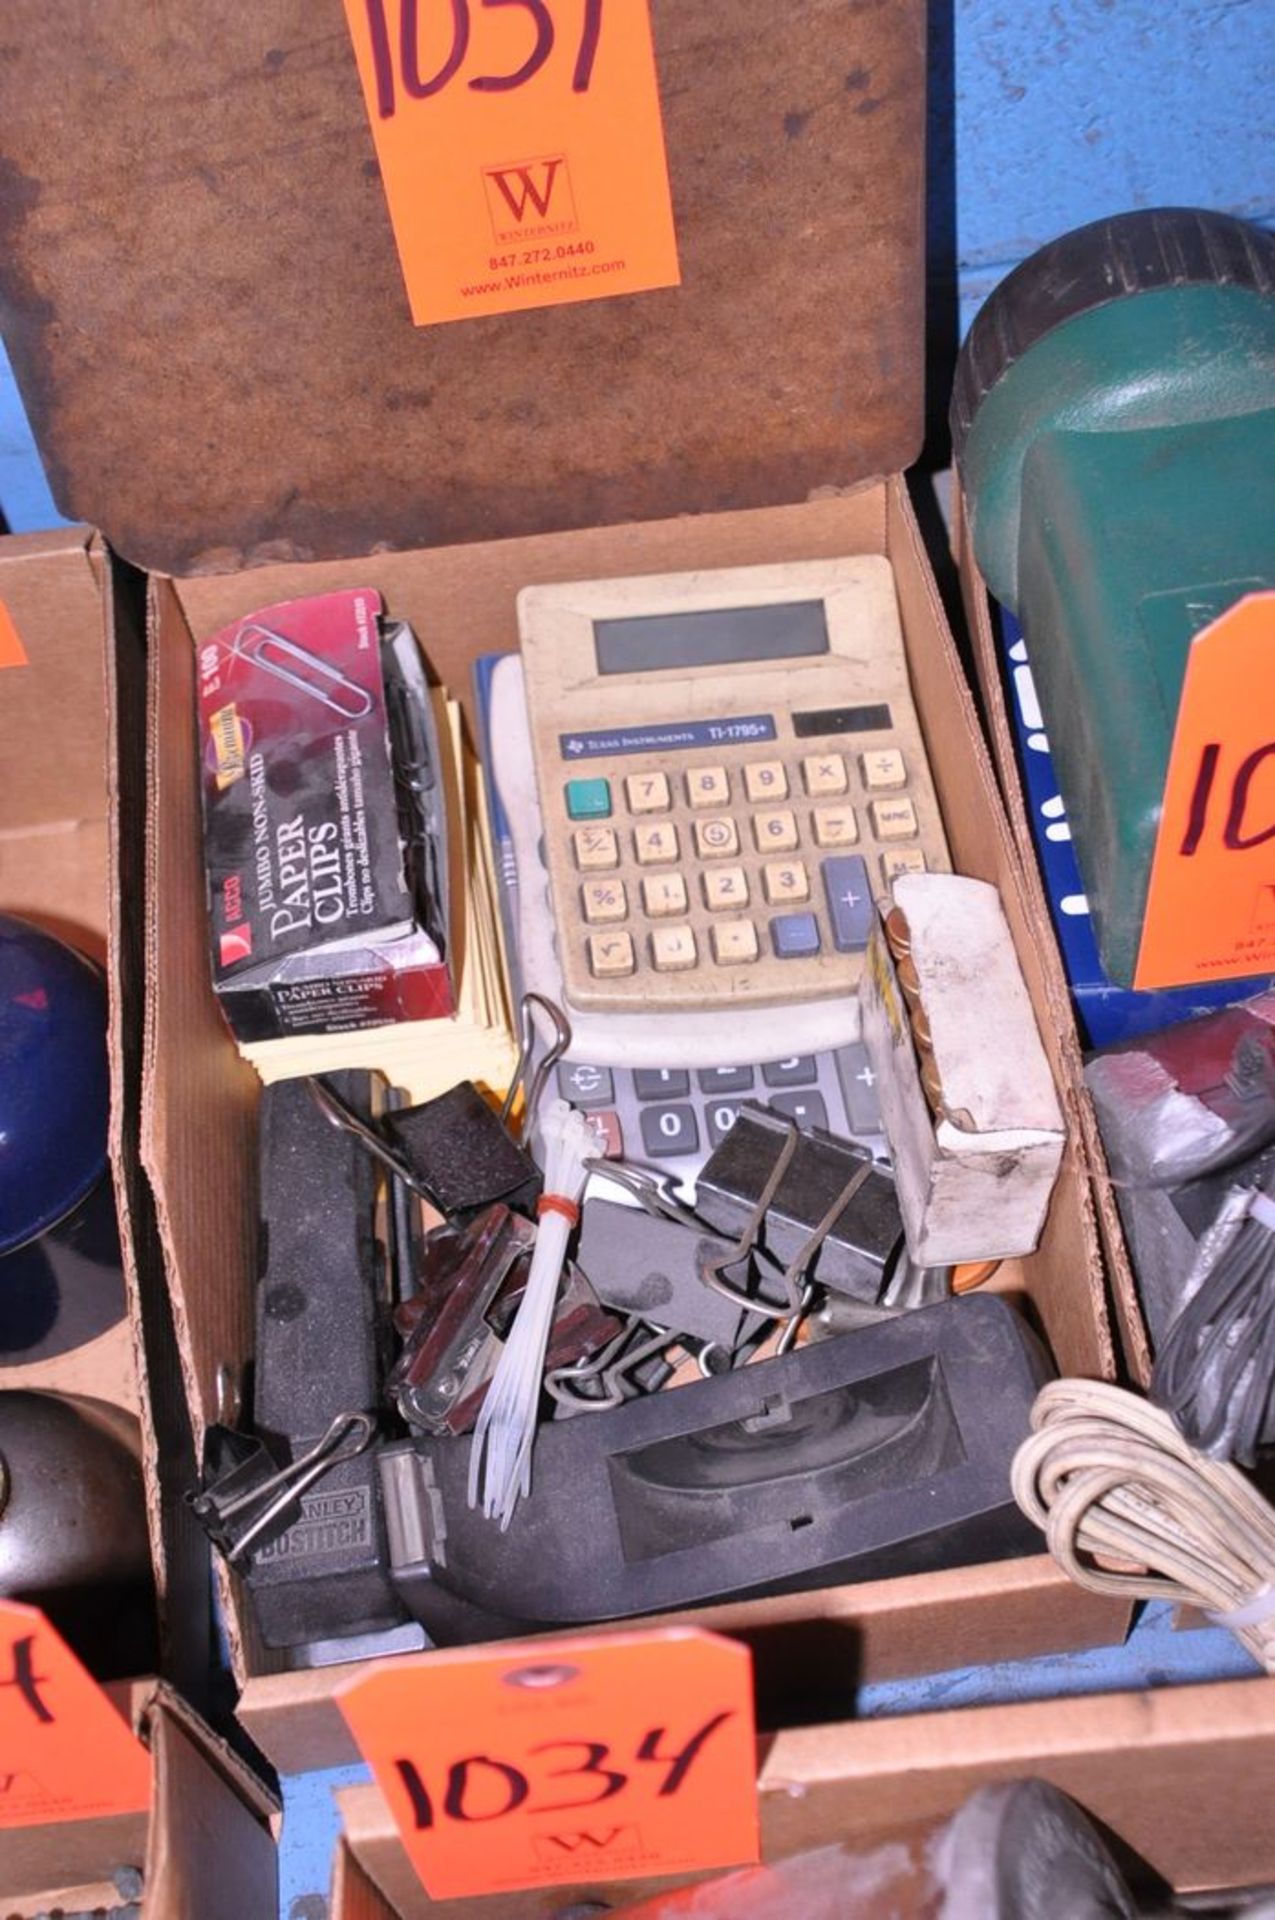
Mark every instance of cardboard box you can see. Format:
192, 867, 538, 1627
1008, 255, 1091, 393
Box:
3, 1683, 278, 1920
0, 534, 278, 1912
142, 480, 1124, 1773
330, 1673, 1275, 1912
0, 527, 215, 1704
0, 531, 167, 1624
954, 491, 1154, 1385
0, 0, 1123, 1792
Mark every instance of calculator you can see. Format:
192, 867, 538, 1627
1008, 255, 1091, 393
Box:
517, 558, 950, 1016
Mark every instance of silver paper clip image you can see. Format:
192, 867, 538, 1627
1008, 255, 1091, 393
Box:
233, 620, 374, 720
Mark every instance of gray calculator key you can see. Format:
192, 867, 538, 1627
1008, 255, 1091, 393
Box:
834, 1041, 884, 1136
767, 1089, 829, 1132
821, 853, 874, 951
634, 1068, 691, 1100
640, 1103, 700, 1158
762, 1055, 818, 1088
697, 1065, 756, 1094
557, 1062, 615, 1107
705, 1099, 745, 1146
770, 911, 820, 958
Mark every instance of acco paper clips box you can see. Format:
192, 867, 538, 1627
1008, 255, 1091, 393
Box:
0, 0, 1123, 1806
198, 588, 452, 1040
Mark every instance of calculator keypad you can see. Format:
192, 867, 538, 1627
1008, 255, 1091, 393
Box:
570, 733, 943, 996
552, 1043, 888, 1186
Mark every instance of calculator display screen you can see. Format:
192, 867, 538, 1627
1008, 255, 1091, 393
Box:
593, 600, 830, 675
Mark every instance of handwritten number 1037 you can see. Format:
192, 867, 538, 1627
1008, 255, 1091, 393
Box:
364, 0, 604, 117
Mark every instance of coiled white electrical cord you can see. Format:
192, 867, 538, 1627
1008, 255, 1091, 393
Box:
1011, 1379, 1275, 1673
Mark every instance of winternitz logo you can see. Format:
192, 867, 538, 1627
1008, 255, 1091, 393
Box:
531, 1825, 644, 1865
483, 154, 577, 239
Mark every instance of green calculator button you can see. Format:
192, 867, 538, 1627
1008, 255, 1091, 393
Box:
565, 777, 612, 821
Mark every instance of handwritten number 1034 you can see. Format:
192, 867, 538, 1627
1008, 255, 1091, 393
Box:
364, 0, 604, 116
395, 1712, 735, 1828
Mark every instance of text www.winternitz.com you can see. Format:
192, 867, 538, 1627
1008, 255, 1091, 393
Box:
460, 257, 627, 299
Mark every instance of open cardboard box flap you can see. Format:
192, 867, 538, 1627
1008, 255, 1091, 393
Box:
0, 0, 925, 576
0, 530, 271, 1907
0, 526, 214, 1703
0, 529, 133, 1405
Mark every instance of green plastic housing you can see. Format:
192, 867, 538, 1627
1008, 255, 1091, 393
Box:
962, 283, 1275, 987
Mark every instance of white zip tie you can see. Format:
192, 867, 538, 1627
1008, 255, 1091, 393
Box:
468, 1101, 599, 1530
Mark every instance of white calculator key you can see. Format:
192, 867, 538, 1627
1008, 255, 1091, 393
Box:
813, 805, 858, 847
588, 931, 635, 977
625, 770, 671, 813
861, 748, 907, 790
763, 860, 810, 904
802, 754, 847, 796
693, 816, 740, 859
752, 809, 799, 853
702, 865, 750, 910
686, 765, 730, 808
881, 848, 927, 883
635, 821, 680, 865
744, 760, 788, 802
651, 924, 698, 972
869, 796, 919, 841
642, 873, 689, 917
711, 919, 759, 965
582, 878, 627, 923
574, 825, 620, 870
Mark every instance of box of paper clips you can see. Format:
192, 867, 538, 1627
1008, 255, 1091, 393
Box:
197, 588, 453, 1041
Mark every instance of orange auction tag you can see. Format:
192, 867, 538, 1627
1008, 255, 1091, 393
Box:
337, 1629, 758, 1899
342, 0, 680, 326
0, 600, 27, 668
1136, 591, 1275, 989
0, 1601, 152, 1829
